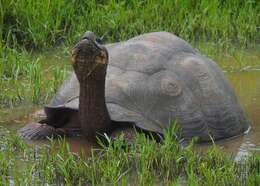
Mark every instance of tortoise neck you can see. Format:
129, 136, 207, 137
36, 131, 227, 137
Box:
79, 69, 111, 139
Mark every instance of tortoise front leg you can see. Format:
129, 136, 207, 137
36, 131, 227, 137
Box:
18, 123, 81, 140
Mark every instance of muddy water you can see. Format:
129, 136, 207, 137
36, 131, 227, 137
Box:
0, 107, 95, 155
1, 70, 260, 157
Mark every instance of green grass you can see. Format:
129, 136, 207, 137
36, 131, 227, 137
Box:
0, 126, 259, 185
0, 47, 70, 107
1, 0, 259, 49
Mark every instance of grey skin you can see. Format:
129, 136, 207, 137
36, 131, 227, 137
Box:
18, 31, 250, 142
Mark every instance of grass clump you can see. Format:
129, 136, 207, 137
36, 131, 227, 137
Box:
0, 46, 70, 108
1, 0, 259, 49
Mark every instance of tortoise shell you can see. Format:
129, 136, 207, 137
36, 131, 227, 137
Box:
45, 32, 249, 141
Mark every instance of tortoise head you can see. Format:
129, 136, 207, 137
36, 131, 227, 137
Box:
72, 31, 108, 82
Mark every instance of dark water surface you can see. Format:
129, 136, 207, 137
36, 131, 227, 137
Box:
1, 70, 260, 158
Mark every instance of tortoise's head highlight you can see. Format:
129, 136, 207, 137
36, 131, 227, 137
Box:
72, 31, 108, 81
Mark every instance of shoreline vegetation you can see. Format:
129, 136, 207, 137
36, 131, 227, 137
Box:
1, 0, 259, 49
0, 0, 260, 185
0, 126, 260, 185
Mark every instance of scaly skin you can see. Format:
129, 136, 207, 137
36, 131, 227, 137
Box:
18, 123, 81, 140
72, 33, 112, 140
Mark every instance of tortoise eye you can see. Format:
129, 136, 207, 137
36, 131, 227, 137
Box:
95, 38, 103, 44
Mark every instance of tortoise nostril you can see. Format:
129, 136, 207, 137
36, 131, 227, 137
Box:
82, 37, 89, 40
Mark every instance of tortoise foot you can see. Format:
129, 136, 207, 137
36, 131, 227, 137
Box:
110, 127, 138, 144
18, 123, 81, 140
109, 126, 162, 144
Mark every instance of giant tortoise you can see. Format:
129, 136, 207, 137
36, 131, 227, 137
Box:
19, 31, 250, 142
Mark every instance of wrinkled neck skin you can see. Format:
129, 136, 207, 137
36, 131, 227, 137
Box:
79, 67, 112, 139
